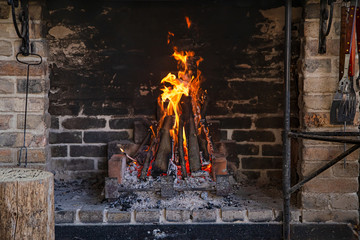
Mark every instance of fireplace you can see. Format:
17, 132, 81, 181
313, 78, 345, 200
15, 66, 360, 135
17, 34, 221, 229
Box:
1, 0, 358, 235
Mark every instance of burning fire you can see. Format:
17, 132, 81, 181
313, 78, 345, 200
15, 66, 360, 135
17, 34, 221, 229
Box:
129, 17, 215, 180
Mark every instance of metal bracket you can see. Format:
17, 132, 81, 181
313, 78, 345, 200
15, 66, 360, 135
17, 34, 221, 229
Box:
319, 0, 336, 54
7, 0, 30, 56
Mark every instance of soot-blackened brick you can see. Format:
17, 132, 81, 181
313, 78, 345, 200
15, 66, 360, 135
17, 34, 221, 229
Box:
223, 141, 259, 156
207, 121, 221, 143
255, 117, 299, 129
215, 117, 252, 129
262, 144, 282, 156
52, 158, 94, 171
51, 146, 67, 158
241, 157, 282, 169
232, 130, 275, 142
49, 132, 82, 144
17, 79, 43, 93
62, 117, 106, 129
70, 145, 106, 157
241, 171, 261, 181
84, 131, 129, 143
109, 118, 142, 129
51, 116, 59, 129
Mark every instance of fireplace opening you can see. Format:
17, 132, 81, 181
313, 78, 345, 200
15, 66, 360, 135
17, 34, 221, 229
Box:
46, 0, 302, 224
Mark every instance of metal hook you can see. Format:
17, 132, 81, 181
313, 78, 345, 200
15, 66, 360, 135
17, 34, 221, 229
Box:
319, 0, 336, 53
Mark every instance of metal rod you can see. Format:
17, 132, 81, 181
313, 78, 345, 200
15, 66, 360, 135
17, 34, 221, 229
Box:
290, 131, 360, 136
288, 144, 360, 195
283, 0, 292, 239
288, 132, 360, 144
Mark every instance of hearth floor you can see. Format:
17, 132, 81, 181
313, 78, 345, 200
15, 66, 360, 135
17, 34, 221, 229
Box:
54, 179, 300, 224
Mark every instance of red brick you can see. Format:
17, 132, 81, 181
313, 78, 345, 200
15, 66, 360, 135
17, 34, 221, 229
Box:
0, 61, 44, 76
0, 149, 13, 163
304, 178, 358, 193
108, 154, 126, 183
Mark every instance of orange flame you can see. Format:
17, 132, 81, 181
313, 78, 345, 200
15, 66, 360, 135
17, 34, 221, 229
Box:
185, 16, 192, 29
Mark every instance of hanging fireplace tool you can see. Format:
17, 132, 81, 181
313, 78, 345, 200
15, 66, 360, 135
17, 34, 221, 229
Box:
7, 0, 43, 167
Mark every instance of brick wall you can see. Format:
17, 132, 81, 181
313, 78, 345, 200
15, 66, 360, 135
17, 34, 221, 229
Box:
45, 1, 302, 184
0, 0, 49, 169
299, 0, 359, 224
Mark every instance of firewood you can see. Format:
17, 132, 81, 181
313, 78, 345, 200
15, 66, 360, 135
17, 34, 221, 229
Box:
178, 117, 187, 178
140, 138, 156, 180
151, 115, 174, 176
0, 168, 54, 239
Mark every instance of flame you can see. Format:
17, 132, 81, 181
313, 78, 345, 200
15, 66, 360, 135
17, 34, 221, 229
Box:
185, 16, 192, 29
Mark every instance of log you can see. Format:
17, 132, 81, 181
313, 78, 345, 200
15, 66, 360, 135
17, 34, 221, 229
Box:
181, 96, 201, 172
178, 117, 187, 178
140, 138, 156, 180
151, 115, 173, 176
0, 168, 54, 240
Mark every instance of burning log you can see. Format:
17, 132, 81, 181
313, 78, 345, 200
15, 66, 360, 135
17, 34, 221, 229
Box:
151, 115, 174, 176
181, 96, 201, 172
178, 117, 187, 178
140, 137, 156, 180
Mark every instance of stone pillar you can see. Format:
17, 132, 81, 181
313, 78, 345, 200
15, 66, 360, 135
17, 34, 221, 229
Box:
0, 0, 49, 169
299, 0, 359, 224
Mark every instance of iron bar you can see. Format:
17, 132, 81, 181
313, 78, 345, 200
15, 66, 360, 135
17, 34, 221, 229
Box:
289, 132, 360, 144
283, 0, 292, 239
288, 144, 360, 195
291, 131, 360, 136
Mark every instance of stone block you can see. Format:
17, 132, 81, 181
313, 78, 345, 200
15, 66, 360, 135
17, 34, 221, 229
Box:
0, 149, 13, 163
303, 95, 332, 111
232, 130, 275, 142
135, 209, 160, 223
332, 162, 358, 177
51, 159, 94, 171
303, 112, 330, 127
0, 78, 14, 94
0, 115, 13, 130
17, 79, 43, 93
108, 154, 126, 184
273, 209, 301, 222
303, 77, 338, 93
107, 209, 131, 223
303, 178, 358, 193
29, 23, 44, 39
83, 131, 129, 143
109, 118, 140, 129
18, 148, 46, 163
0, 132, 17, 147
79, 206, 104, 223
241, 157, 282, 169
248, 209, 274, 222
255, 117, 283, 129
302, 210, 359, 225
329, 193, 359, 210
304, 39, 340, 58
303, 59, 332, 76
0, 40, 12, 57
221, 208, 246, 222
0, 4, 10, 19
29, 4, 42, 20
70, 145, 106, 157
49, 132, 82, 144
302, 146, 358, 161
55, 210, 75, 224
192, 209, 216, 222
17, 114, 43, 130
301, 162, 332, 178
238, 170, 261, 181
62, 117, 106, 130
262, 144, 282, 156
51, 145, 67, 158
0, 61, 44, 76
301, 192, 329, 210
304, 3, 319, 19
165, 208, 191, 222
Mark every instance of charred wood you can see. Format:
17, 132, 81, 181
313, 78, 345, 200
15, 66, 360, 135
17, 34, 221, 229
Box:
151, 115, 174, 176
178, 117, 187, 178
140, 138, 156, 180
